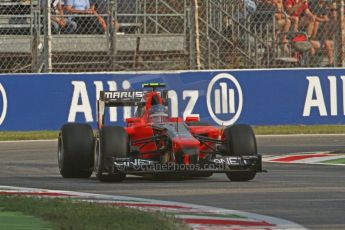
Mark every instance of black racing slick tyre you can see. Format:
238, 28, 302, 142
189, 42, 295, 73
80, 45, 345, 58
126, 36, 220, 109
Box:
58, 123, 94, 178
95, 126, 128, 182
223, 124, 257, 182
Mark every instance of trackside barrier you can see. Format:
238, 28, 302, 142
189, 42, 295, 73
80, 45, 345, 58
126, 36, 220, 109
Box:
1, 68, 345, 131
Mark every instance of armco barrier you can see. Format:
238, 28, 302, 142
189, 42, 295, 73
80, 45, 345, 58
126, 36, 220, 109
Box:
1, 68, 345, 131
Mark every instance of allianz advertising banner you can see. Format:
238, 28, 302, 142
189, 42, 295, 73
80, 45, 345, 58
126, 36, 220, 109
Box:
0, 68, 345, 130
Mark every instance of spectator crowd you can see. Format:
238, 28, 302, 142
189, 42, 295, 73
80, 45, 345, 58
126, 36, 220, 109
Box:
12, 0, 342, 67
40, 0, 119, 34
244, 0, 339, 66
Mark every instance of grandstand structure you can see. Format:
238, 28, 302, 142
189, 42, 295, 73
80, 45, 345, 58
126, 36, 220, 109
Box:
0, 0, 344, 73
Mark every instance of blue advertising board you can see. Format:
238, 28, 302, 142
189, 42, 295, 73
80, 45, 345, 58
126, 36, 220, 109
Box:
1, 68, 345, 130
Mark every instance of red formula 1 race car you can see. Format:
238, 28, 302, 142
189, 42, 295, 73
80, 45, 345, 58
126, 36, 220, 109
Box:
58, 83, 263, 182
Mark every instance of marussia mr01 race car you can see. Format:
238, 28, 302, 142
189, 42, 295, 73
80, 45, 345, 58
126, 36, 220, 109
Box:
58, 83, 263, 182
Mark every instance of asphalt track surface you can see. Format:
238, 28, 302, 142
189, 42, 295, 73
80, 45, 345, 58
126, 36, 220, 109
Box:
0, 135, 345, 229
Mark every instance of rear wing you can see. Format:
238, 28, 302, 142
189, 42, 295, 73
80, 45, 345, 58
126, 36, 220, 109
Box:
97, 91, 146, 128
97, 89, 169, 129
99, 91, 145, 106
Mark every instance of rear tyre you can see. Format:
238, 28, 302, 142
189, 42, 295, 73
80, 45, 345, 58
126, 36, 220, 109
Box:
58, 123, 94, 178
95, 126, 128, 182
223, 124, 257, 182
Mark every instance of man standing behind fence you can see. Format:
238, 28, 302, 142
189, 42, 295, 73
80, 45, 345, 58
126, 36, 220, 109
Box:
323, 3, 338, 67
41, 0, 77, 34
89, 0, 120, 32
63, 0, 120, 33
64, 0, 105, 34
309, 0, 328, 40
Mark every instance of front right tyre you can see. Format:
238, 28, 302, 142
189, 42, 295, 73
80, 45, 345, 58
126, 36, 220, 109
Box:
223, 124, 257, 182
94, 126, 128, 182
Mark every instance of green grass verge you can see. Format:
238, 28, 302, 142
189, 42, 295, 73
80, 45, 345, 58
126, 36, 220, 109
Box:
321, 158, 345, 164
0, 196, 188, 230
1, 125, 345, 141
0, 131, 58, 141
0, 210, 51, 230
253, 125, 345, 135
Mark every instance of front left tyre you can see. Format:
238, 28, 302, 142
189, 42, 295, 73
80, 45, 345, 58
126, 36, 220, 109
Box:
57, 123, 94, 178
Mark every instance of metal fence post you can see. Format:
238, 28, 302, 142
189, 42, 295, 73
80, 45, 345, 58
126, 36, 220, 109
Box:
31, 1, 40, 72
189, 1, 196, 69
184, 0, 190, 69
338, 0, 345, 67
206, 0, 211, 69
109, 0, 117, 70
44, 0, 52, 73
193, 0, 201, 70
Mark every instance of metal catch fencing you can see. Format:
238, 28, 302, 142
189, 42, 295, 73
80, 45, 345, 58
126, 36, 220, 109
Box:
0, 0, 344, 73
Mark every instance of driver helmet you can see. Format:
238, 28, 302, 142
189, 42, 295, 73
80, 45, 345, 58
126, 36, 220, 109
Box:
148, 104, 168, 123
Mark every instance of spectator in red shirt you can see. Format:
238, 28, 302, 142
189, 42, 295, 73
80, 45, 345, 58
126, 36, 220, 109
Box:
285, 0, 315, 38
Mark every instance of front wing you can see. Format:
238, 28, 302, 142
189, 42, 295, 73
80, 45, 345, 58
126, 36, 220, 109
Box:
111, 155, 263, 174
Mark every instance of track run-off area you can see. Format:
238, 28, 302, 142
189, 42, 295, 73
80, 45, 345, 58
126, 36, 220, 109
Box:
1, 134, 345, 229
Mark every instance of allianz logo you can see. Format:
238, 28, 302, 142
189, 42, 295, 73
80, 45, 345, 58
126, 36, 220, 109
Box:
207, 73, 243, 126
303, 76, 345, 117
0, 83, 7, 126
68, 73, 243, 125
213, 82, 236, 114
